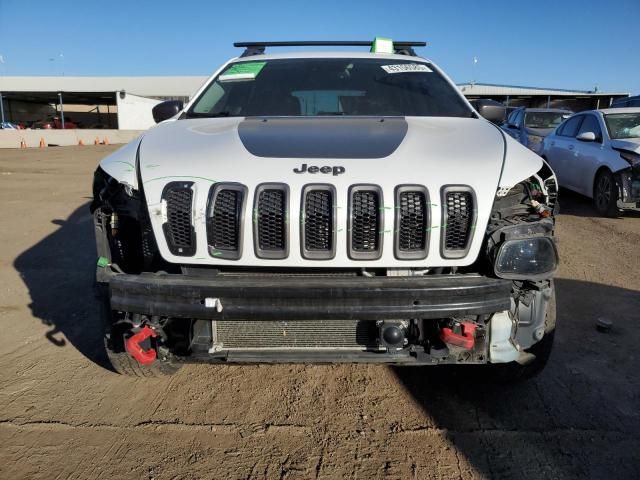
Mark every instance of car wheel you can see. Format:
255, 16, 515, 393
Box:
593, 169, 619, 217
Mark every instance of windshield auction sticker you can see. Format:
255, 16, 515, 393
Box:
219, 62, 266, 82
381, 64, 432, 73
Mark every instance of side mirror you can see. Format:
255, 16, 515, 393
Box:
152, 100, 184, 123
472, 99, 506, 124
576, 131, 596, 142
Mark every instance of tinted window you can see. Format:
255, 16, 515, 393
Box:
577, 115, 602, 141
188, 58, 472, 118
558, 116, 584, 137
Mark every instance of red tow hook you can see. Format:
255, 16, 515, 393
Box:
440, 321, 477, 350
125, 325, 158, 365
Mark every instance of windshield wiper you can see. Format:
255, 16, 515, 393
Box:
185, 111, 232, 119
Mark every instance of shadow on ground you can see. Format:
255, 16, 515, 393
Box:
13, 201, 113, 370
393, 277, 640, 478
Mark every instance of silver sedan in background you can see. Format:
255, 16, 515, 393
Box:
541, 108, 640, 216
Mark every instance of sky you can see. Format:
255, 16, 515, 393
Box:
0, 0, 638, 94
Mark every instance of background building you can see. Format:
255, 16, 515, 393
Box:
0, 76, 631, 132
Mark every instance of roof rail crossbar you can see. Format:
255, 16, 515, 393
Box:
234, 41, 427, 57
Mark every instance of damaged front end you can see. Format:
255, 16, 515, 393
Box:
615, 149, 640, 210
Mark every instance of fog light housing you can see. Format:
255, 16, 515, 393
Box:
494, 237, 558, 280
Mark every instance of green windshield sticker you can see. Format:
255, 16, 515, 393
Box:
219, 62, 266, 82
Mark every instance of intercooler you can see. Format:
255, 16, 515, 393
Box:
212, 319, 382, 351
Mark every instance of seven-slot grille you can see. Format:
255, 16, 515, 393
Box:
442, 189, 475, 257
162, 182, 196, 256
161, 183, 476, 260
206, 184, 246, 260
254, 184, 288, 259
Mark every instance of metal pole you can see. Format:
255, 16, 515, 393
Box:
546, 95, 551, 109
58, 92, 65, 128
505, 95, 510, 107
0, 92, 5, 124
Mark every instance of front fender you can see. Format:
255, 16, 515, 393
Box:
99, 135, 143, 189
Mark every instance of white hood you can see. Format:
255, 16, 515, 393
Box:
103, 116, 542, 267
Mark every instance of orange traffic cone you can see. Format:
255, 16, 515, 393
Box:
20, 138, 27, 149
94, 137, 100, 145
39, 138, 46, 148
103, 137, 110, 145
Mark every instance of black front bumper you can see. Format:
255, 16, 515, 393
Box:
108, 273, 512, 320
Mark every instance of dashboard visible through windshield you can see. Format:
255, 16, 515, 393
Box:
187, 58, 472, 118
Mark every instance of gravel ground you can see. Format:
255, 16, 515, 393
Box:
0, 146, 639, 479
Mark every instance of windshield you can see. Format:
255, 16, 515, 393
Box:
524, 112, 568, 129
604, 113, 640, 139
187, 58, 472, 118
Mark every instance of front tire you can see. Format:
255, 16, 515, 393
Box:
593, 169, 619, 217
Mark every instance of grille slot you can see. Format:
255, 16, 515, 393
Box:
301, 185, 335, 260
254, 184, 288, 259
395, 186, 429, 259
162, 182, 195, 256
206, 184, 247, 260
442, 188, 475, 258
214, 319, 381, 350
348, 186, 383, 260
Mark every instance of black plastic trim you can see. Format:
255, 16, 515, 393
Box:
206, 183, 248, 260
300, 184, 337, 260
394, 185, 430, 260
440, 185, 477, 260
253, 183, 289, 259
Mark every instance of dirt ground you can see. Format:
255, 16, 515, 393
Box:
0, 145, 639, 480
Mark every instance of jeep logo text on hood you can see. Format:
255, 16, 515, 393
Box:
293, 163, 345, 176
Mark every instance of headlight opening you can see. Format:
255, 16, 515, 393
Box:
494, 236, 558, 280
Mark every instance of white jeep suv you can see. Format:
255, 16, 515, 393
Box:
92, 40, 559, 380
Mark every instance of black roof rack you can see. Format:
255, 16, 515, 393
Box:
234, 41, 427, 57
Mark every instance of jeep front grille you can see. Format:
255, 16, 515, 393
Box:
213, 319, 381, 351
158, 182, 477, 261
162, 182, 195, 256
301, 185, 335, 259
207, 184, 247, 260
254, 184, 288, 259
442, 188, 475, 258
348, 186, 383, 260
395, 186, 429, 259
